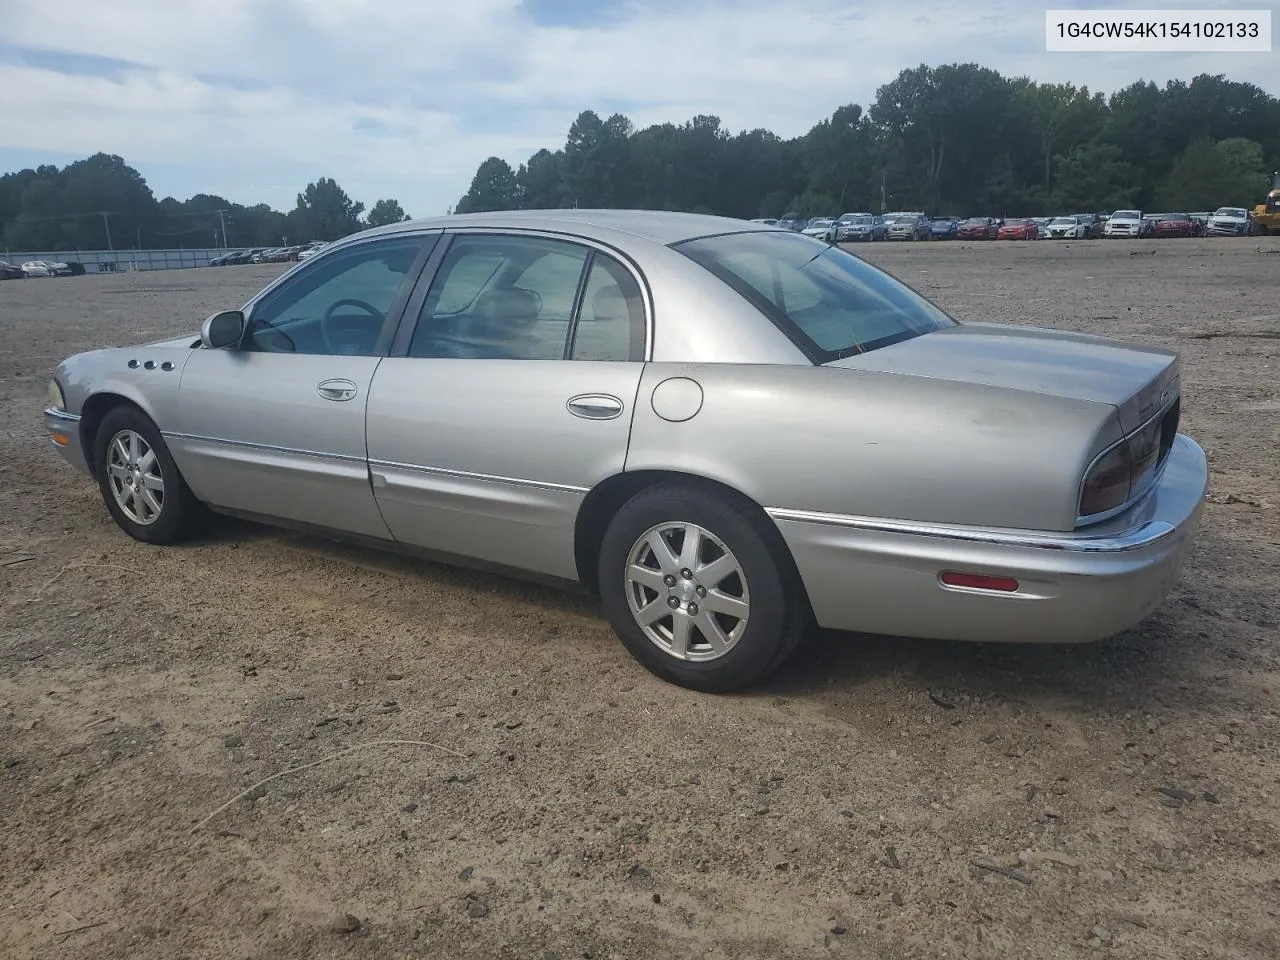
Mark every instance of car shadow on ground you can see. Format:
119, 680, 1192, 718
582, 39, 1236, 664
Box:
761, 605, 1222, 716
189, 516, 1240, 718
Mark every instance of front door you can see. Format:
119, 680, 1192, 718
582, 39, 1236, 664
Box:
171, 233, 434, 538
366, 232, 649, 580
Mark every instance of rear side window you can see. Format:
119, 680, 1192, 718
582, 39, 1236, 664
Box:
674, 230, 955, 362
570, 255, 646, 362
409, 235, 588, 360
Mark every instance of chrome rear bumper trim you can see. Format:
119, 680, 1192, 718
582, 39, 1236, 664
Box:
765, 507, 1174, 553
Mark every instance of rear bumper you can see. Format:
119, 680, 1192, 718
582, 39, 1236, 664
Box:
44, 407, 90, 475
769, 434, 1208, 644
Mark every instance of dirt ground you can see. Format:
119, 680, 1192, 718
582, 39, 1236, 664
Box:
1, 237, 1278, 960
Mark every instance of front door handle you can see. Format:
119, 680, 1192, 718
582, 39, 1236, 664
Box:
317, 378, 358, 402
566, 393, 624, 420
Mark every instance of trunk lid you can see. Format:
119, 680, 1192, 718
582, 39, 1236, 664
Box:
825, 321, 1178, 433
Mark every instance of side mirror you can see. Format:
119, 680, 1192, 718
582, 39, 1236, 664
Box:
200, 310, 245, 349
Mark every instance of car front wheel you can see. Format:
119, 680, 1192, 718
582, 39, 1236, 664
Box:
597, 483, 809, 692
94, 405, 206, 544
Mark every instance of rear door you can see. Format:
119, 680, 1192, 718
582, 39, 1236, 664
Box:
172, 233, 437, 538
365, 231, 649, 580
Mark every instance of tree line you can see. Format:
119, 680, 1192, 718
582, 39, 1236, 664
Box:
0, 154, 410, 252
455, 66, 1280, 218
5, 65, 1277, 253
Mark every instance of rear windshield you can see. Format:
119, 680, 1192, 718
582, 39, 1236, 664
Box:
674, 230, 956, 362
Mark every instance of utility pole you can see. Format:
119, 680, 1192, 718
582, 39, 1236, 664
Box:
217, 209, 229, 248
100, 211, 113, 251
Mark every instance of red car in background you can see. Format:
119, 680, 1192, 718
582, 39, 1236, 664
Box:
1149, 213, 1195, 238
997, 218, 1039, 240
957, 217, 1000, 239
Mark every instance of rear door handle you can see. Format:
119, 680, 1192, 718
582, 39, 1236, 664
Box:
566, 393, 623, 420
317, 378, 358, 402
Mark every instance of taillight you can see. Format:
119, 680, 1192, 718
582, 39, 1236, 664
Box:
1079, 399, 1177, 519
1079, 444, 1131, 516
1127, 417, 1162, 493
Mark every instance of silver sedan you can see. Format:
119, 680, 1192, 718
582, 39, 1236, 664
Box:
43, 210, 1208, 692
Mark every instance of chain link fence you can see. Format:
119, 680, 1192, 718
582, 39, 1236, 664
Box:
1, 248, 227, 272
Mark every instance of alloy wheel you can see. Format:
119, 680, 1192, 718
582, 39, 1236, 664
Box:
624, 522, 750, 661
106, 429, 164, 525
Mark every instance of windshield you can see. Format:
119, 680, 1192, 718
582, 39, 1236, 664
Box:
840, 215, 871, 224
962, 218, 987, 225
1112, 210, 1140, 220
1003, 219, 1029, 226
675, 230, 956, 362
1050, 218, 1075, 225
1214, 208, 1246, 218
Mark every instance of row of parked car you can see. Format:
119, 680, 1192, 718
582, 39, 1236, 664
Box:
1100, 207, 1254, 238
0, 258, 88, 279
751, 205, 1257, 243
209, 241, 328, 266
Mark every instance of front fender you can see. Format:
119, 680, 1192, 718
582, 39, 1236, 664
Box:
58, 344, 194, 429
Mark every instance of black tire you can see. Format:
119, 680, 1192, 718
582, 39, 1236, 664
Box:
597, 482, 810, 692
93, 405, 206, 544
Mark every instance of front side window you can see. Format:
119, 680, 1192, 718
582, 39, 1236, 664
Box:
244, 237, 426, 356
409, 235, 589, 360
675, 230, 955, 362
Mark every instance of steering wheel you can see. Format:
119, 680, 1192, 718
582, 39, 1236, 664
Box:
320, 298, 382, 355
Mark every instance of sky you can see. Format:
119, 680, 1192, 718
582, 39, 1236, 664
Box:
0, 0, 1276, 217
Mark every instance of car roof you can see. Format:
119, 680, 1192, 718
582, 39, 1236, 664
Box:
352, 209, 768, 248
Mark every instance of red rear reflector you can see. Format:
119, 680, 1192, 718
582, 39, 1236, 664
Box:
940, 572, 1019, 592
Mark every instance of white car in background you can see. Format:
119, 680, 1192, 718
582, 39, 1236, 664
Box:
1103, 210, 1147, 238
21, 260, 54, 277
1205, 207, 1251, 236
800, 218, 835, 239
1045, 216, 1087, 239
297, 244, 328, 261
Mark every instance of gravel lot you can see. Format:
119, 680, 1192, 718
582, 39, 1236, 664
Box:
1, 237, 1278, 960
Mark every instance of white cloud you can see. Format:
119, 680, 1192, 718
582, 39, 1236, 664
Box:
1, 0, 1276, 215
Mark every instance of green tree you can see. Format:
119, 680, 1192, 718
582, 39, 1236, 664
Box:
786, 189, 840, 217
1155, 137, 1265, 209
288, 178, 364, 241
1052, 142, 1137, 212
455, 157, 521, 213
7, 65, 1280, 250
1013, 82, 1105, 197
802, 105, 873, 212
365, 198, 410, 227
516, 149, 565, 208
757, 190, 791, 219
561, 111, 633, 207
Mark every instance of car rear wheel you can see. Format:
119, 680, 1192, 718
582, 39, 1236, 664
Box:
597, 483, 809, 692
94, 405, 206, 544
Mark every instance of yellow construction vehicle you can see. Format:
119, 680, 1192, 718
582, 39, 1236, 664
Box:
1252, 170, 1280, 235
